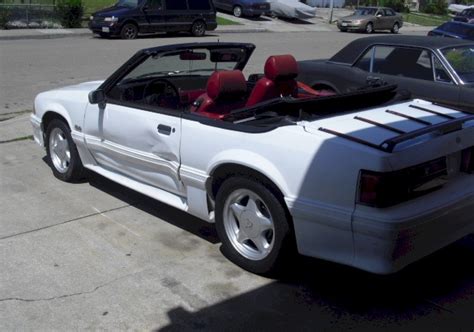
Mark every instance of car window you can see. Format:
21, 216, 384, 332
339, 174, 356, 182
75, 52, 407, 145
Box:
376, 9, 384, 16
353, 46, 374, 71
354, 8, 377, 15
189, 0, 211, 10
442, 46, 474, 83
367, 46, 434, 81
384, 9, 395, 16
165, 0, 187, 10
147, 0, 163, 10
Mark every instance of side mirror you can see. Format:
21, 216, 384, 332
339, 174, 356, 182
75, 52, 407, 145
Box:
88, 89, 105, 105
376, 14, 382, 17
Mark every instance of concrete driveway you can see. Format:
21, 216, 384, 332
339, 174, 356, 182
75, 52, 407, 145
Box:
1, 31, 473, 331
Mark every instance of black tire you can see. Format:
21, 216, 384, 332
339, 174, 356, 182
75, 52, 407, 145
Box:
191, 20, 206, 37
339, 28, 347, 32
45, 119, 84, 182
391, 22, 400, 34
365, 22, 373, 34
120, 23, 138, 39
233, 5, 243, 17
215, 176, 295, 275
99, 33, 109, 38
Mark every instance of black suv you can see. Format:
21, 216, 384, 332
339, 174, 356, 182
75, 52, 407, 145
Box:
89, 0, 217, 39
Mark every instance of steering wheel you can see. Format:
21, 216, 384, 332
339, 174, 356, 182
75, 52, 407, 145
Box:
143, 78, 180, 108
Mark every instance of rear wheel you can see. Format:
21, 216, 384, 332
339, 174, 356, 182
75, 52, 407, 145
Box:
215, 176, 294, 275
233, 5, 243, 17
45, 119, 84, 182
191, 20, 206, 37
120, 23, 138, 39
365, 22, 373, 34
391, 22, 400, 33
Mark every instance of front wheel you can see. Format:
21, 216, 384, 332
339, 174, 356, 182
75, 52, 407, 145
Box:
365, 22, 373, 34
215, 176, 295, 275
120, 23, 138, 39
391, 22, 400, 33
45, 119, 84, 182
191, 20, 206, 37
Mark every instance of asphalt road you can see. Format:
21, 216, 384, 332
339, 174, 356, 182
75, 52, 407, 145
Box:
1, 32, 473, 331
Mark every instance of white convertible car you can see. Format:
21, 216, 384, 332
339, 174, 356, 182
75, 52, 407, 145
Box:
31, 42, 474, 275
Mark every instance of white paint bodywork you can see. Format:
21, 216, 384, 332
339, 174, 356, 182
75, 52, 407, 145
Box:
31, 81, 474, 274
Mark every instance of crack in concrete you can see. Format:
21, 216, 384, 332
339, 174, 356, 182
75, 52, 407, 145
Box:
0, 204, 130, 241
0, 135, 34, 144
0, 272, 138, 303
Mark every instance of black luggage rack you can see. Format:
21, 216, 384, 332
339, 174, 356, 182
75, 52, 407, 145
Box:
318, 104, 474, 153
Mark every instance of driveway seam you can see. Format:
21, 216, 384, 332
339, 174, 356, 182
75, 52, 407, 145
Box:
0, 204, 130, 241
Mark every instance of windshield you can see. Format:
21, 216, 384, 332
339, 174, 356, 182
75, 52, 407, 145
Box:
115, 0, 139, 8
353, 8, 377, 16
442, 46, 474, 83
122, 48, 244, 82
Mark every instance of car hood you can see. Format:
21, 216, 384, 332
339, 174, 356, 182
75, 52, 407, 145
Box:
341, 15, 371, 20
93, 6, 133, 17
54, 81, 104, 93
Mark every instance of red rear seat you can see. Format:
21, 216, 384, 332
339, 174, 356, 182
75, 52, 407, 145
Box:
190, 70, 247, 119
246, 55, 299, 107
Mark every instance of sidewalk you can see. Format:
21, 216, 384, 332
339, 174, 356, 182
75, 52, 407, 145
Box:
0, 24, 269, 41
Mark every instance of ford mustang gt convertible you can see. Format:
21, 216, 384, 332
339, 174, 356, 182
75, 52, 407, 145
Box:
31, 42, 474, 275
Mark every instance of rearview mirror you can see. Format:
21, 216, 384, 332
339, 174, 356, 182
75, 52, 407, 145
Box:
179, 51, 207, 61
88, 89, 105, 105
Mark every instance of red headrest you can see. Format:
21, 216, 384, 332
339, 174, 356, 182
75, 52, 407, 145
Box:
206, 70, 247, 101
264, 55, 298, 81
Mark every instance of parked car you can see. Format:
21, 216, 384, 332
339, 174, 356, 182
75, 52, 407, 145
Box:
30, 42, 474, 275
298, 36, 474, 112
428, 21, 474, 41
337, 7, 403, 33
270, 0, 316, 19
89, 0, 217, 39
212, 0, 271, 17
448, 3, 474, 14
453, 7, 474, 23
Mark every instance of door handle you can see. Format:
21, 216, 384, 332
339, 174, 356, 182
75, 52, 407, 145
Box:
157, 124, 172, 135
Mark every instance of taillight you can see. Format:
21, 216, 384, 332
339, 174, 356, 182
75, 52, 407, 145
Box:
358, 157, 447, 208
461, 147, 474, 173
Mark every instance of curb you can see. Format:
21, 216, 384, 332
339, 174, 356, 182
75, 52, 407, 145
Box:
0, 27, 269, 41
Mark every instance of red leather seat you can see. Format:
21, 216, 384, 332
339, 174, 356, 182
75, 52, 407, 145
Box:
191, 70, 247, 119
246, 55, 299, 107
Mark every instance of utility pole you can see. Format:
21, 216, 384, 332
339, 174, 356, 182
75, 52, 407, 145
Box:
329, 0, 334, 23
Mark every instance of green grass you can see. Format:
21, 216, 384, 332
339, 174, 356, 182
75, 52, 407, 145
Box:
83, 0, 115, 16
217, 16, 240, 25
402, 12, 451, 26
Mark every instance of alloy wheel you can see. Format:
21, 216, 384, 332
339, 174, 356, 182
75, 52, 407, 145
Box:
223, 189, 275, 261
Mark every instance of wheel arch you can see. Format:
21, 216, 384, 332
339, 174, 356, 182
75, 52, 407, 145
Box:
41, 111, 71, 146
121, 19, 139, 32
207, 162, 290, 209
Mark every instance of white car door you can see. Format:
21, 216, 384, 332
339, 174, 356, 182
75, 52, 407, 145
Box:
83, 102, 184, 196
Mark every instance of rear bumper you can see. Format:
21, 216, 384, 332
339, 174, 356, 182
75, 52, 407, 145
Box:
206, 21, 218, 31
352, 174, 474, 274
288, 174, 474, 274
243, 8, 271, 16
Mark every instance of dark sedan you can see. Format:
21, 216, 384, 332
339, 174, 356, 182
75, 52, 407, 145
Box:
297, 36, 474, 112
428, 21, 474, 41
